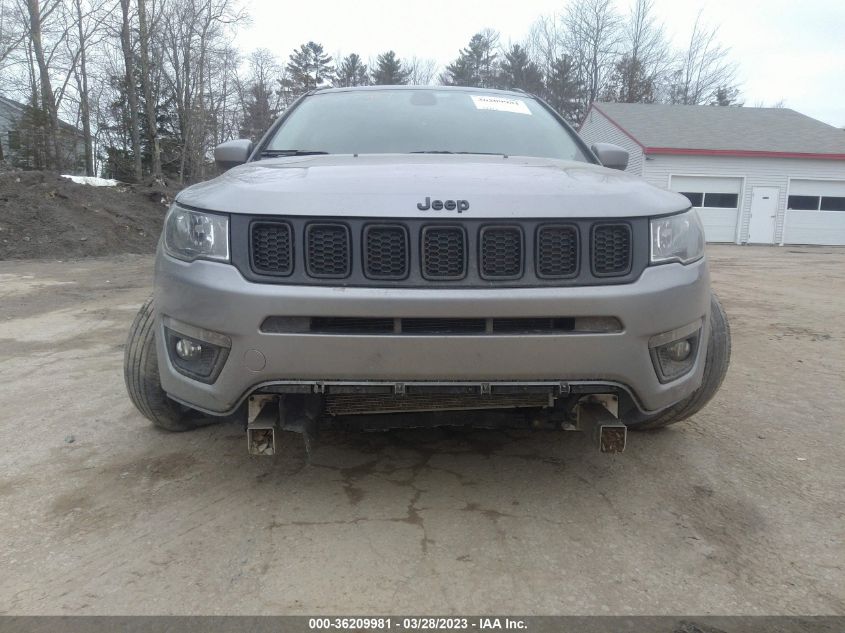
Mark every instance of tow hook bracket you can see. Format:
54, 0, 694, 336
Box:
247, 395, 278, 456
577, 398, 627, 454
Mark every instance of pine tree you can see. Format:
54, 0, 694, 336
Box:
334, 53, 369, 87
284, 41, 334, 97
240, 83, 275, 141
498, 45, 543, 95
710, 86, 742, 106
602, 54, 656, 103
371, 50, 409, 85
441, 30, 500, 87
544, 55, 585, 124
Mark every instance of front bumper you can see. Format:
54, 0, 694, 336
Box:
154, 251, 711, 415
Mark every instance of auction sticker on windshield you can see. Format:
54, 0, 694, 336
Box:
470, 95, 532, 114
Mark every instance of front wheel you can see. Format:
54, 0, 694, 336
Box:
123, 296, 212, 431
626, 293, 731, 431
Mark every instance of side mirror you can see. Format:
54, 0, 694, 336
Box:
214, 139, 253, 170
591, 143, 629, 171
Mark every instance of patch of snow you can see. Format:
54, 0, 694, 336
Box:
61, 175, 120, 187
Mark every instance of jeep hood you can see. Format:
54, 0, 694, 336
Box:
177, 154, 689, 219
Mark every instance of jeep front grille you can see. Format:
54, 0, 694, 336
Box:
537, 225, 578, 278
592, 224, 632, 276
251, 222, 293, 275
364, 225, 408, 279
480, 226, 523, 279
306, 223, 351, 278
237, 216, 645, 287
422, 226, 466, 280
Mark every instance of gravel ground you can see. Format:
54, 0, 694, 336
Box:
0, 245, 843, 615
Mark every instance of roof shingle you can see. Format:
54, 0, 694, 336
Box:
590, 102, 845, 156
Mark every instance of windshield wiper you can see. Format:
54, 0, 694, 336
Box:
411, 150, 505, 156
260, 149, 330, 157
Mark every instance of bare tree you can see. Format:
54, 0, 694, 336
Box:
561, 0, 621, 111
118, 0, 141, 180
0, 0, 25, 74
406, 56, 437, 85
526, 14, 562, 81
603, 0, 670, 102
24, 0, 63, 170
669, 11, 738, 105
137, 0, 161, 179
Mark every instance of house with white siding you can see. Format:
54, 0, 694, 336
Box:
579, 102, 845, 246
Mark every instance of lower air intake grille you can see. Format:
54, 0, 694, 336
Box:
306, 223, 351, 278
325, 392, 552, 415
364, 225, 409, 279
422, 226, 466, 280
537, 225, 578, 278
251, 222, 293, 275
592, 224, 632, 276
480, 226, 523, 279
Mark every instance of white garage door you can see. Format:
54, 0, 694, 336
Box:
670, 176, 742, 243
784, 179, 845, 246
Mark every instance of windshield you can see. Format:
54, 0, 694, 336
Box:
263, 88, 591, 162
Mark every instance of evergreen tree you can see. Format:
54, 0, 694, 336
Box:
284, 41, 334, 97
544, 55, 585, 124
371, 50, 409, 85
498, 44, 543, 94
334, 53, 369, 87
602, 54, 656, 103
710, 86, 742, 106
441, 30, 500, 87
240, 82, 275, 141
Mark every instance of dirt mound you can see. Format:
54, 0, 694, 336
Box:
0, 167, 180, 260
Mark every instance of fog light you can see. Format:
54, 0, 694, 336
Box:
649, 321, 702, 383
163, 323, 231, 384
665, 339, 692, 362
175, 338, 203, 360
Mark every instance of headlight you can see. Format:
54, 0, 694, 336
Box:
163, 205, 229, 262
650, 209, 705, 265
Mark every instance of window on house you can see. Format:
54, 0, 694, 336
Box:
702, 193, 739, 208
8, 130, 20, 151
679, 192, 703, 206
820, 197, 845, 211
787, 195, 820, 210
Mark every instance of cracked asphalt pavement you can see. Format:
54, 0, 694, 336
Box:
0, 246, 843, 615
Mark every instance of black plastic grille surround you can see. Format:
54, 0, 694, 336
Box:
306, 223, 351, 278
364, 225, 409, 279
480, 226, 523, 279
251, 222, 293, 275
237, 216, 648, 287
592, 224, 632, 276
537, 225, 579, 278
422, 226, 466, 280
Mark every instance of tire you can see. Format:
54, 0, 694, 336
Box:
626, 293, 731, 431
123, 296, 209, 432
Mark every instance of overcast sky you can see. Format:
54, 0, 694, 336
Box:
235, 0, 845, 127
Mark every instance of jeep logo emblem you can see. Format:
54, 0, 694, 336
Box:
416, 197, 470, 213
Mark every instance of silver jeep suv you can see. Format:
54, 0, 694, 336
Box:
124, 86, 730, 454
